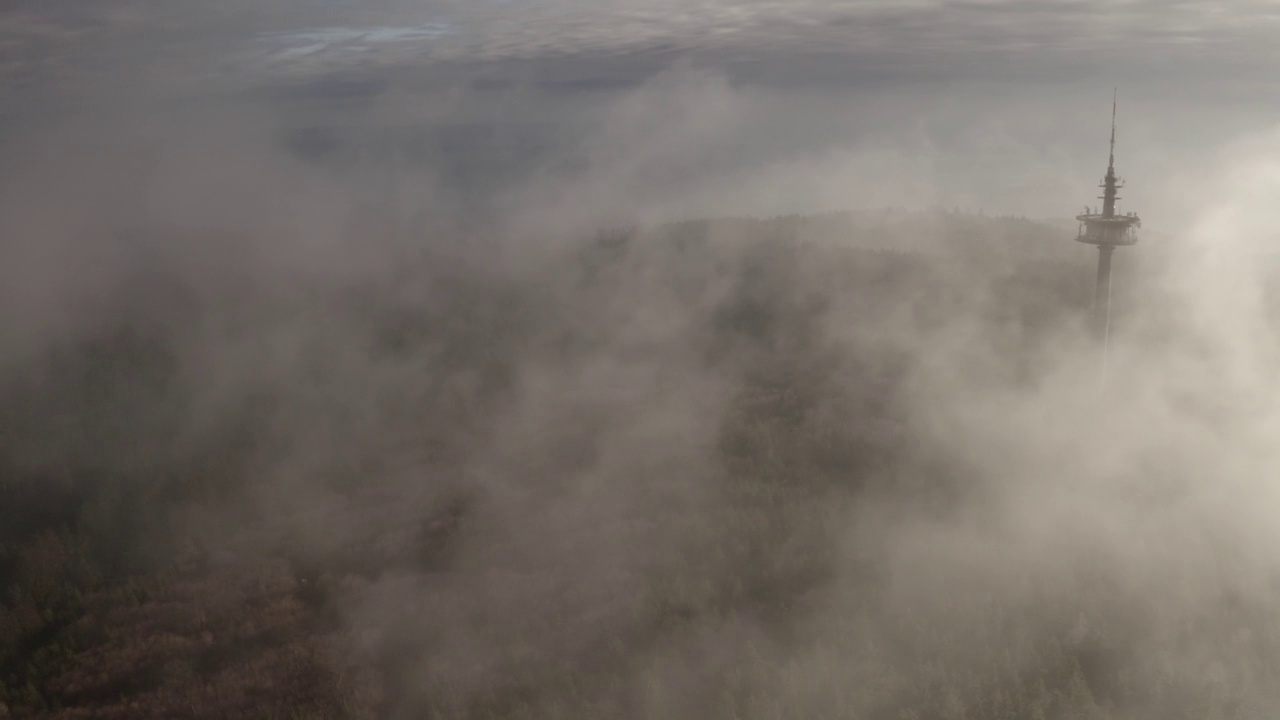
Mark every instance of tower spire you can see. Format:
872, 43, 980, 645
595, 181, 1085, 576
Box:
1101, 89, 1119, 219
1108, 87, 1116, 174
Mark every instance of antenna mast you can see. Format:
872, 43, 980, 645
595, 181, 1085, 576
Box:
1108, 88, 1116, 174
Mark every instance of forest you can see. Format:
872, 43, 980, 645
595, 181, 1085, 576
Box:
1, 208, 1275, 720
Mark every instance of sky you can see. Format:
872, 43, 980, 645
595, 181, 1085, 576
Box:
8, 1, 1280, 82
5, 0, 1280, 226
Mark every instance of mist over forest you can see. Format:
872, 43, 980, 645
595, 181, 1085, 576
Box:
9, 2, 1280, 718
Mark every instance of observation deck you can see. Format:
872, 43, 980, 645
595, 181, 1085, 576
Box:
1075, 210, 1141, 247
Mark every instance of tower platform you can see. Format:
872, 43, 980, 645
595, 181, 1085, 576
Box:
1075, 212, 1141, 246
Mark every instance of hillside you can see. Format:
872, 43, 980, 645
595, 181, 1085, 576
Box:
4, 210, 1275, 720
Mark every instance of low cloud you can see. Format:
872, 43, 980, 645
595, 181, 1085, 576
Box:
6, 26, 1280, 717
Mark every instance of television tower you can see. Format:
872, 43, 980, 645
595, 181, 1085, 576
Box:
1075, 92, 1141, 347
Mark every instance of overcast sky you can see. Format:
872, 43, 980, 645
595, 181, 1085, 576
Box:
5, 1, 1280, 227
8, 1, 1280, 83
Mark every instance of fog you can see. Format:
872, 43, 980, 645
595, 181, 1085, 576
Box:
6, 2, 1280, 718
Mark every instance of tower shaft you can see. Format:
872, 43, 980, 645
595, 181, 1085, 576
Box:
1093, 245, 1114, 339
